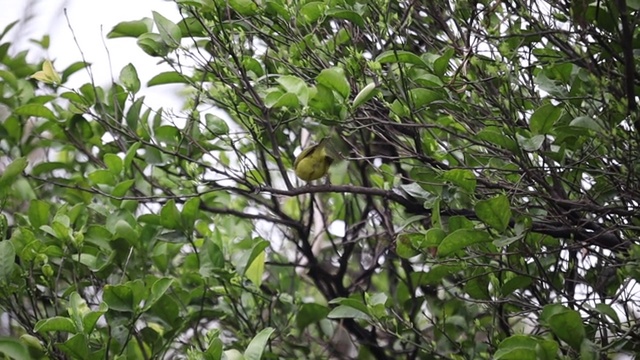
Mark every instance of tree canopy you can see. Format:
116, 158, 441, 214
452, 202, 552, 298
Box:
1, 0, 640, 359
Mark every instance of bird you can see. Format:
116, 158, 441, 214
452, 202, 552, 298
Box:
293, 137, 333, 182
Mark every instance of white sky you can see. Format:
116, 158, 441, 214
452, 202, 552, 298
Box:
0, 0, 184, 110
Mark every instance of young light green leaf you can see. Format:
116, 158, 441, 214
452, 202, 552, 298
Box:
30, 59, 62, 84
276, 75, 309, 105
316, 67, 350, 99
352, 82, 377, 109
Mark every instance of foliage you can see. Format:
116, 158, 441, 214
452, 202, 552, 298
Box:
1, 0, 640, 359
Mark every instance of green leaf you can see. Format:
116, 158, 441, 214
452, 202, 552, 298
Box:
181, 197, 200, 231
177, 0, 213, 6
61, 61, 90, 82
31, 162, 72, 176
501, 275, 532, 296
443, 169, 476, 192
465, 275, 490, 300
137, 33, 170, 57
0, 337, 29, 360
546, 307, 585, 350
152, 11, 182, 48
177, 16, 208, 37
147, 71, 188, 86
434, 48, 454, 77
408, 88, 443, 108
517, 134, 546, 152
143, 277, 174, 311
266, 92, 299, 109
0, 70, 18, 90
82, 303, 107, 334
477, 126, 517, 151
103, 284, 135, 312
327, 305, 371, 320
309, 84, 336, 113
245, 249, 265, 286
316, 67, 350, 99
570, 116, 602, 131
126, 96, 144, 132
580, 339, 598, 360
161, 200, 181, 230
34, 316, 76, 333
437, 229, 492, 257
296, 303, 330, 329
236, 239, 270, 278
352, 82, 377, 109
530, 103, 561, 134
124, 142, 141, 171
205, 114, 230, 135
474, 194, 512, 232
376, 50, 428, 67
537, 339, 560, 360
0, 20, 19, 42
328, 298, 371, 316
200, 239, 225, 276
494, 334, 538, 360
326, 9, 365, 27
244, 328, 275, 360
0, 215, 6, 240
229, 0, 258, 15
425, 228, 446, 246
299, 2, 325, 24
28, 199, 50, 229
119, 63, 141, 93
276, 75, 309, 106
88, 169, 116, 186
0, 241, 15, 282
0, 157, 28, 189
107, 18, 154, 38
13, 104, 56, 121
115, 219, 138, 245
416, 265, 463, 285
594, 303, 620, 325
104, 154, 123, 175
396, 233, 423, 259
58, 334, 89, 359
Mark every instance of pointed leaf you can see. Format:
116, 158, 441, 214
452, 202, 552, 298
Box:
244, 328, 275, 360
530, 103, 561, 134
107, 18, 154, 38
152, 11, 182, 48
437, 229, 491, 257
316, 67, 350, 99
475, 194, 512, 232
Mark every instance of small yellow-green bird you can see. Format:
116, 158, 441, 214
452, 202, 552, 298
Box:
294, 137, 334, 182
